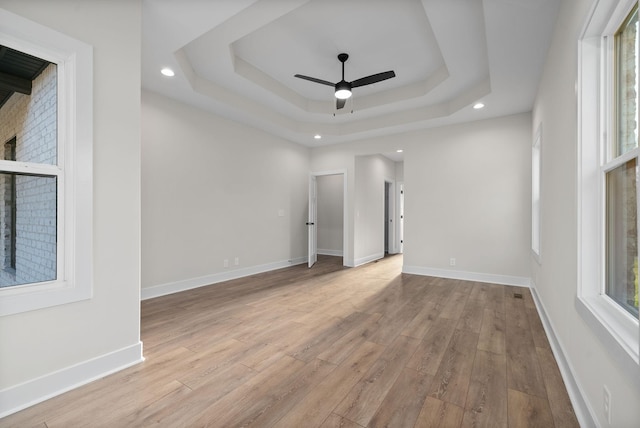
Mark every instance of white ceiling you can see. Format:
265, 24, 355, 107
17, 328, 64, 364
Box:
142, 0, 560, 157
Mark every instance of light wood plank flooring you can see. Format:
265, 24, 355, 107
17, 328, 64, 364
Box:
0, 255, 579, 427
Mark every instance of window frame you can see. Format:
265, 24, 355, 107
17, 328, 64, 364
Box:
0, 8, 93, 316
577, 0, 640, 368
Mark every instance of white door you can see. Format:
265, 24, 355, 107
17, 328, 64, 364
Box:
308, 175, 318, 267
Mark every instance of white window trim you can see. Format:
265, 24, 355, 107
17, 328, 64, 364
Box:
0, 8, 93, 316
577, 0, 640, 369
532, 124, 542, 264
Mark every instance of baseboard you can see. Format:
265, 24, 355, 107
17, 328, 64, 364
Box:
529, 282, 597, 428
402, 265, 531, 287
354, 252, 384, 267
0, 341, 144, 418
317, 249, 344, 257
141, 257, 307, 300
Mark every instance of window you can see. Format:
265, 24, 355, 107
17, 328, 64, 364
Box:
605, 5, 640, 318
0, 8, 93, 316
578, 0, 640, 367
532, 125, 542, 262
0, 59, 58, 288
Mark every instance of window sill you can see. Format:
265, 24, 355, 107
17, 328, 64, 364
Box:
0, 279, 92, 316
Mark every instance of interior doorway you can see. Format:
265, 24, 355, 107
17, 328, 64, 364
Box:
310, 171, 347, 267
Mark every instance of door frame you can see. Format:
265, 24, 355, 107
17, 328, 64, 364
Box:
308, 175, 317, 268
310, 169, 348, 267
397, 181, 404, 254
384, 179, 393, 254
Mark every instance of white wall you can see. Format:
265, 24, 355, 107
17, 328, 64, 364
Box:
316, 174, 343, 256
354, 154, 396, 265
312, 113, 532, 283
141, 90, 310, 296
403, 114, 531, 284
395, 161, 404, 182
532, 0, 640, 425
0, 0, 142, 415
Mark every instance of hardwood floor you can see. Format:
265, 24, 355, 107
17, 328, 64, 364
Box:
0, 255, 579, 427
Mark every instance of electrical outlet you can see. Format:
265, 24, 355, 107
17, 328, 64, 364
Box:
603, 385, 611, 425
450, 258, 456, 266
235, 257, 239, 266
223, 259, 229, 268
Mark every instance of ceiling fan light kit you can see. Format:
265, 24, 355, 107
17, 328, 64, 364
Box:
294, 52, 395, 111
335, 81, 352, 99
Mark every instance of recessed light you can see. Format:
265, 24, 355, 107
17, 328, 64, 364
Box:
314, 134, 322, 140
473, 102, 485, 109
396, 149, 403, 153
161, 67, 175, 77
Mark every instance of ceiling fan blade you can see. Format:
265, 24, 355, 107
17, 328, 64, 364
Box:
336, 98, 346, 110
350, 70, 396, 88
294, 74, 335, 87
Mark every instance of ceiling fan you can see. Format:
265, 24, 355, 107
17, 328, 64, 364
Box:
294, 53, 395, 110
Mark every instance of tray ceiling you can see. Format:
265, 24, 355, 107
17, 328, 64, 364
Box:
142, 0, 560, 147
